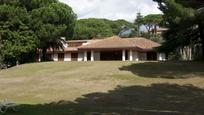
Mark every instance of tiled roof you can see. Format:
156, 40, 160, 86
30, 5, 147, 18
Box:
64, 47, 78, 51
47, 36, 160, 53
66, 40, 89, 43
78, 36, 160, 51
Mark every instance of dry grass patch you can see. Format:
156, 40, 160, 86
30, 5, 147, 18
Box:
0, 61, 204, 115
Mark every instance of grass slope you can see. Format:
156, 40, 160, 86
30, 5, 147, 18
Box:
0, 61, 204, 115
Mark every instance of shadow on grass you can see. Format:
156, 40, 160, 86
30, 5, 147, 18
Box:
119, 61, 204, 79
4, 84, 204, 115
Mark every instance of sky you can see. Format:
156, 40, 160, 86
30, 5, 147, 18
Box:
59, 0, 162, 22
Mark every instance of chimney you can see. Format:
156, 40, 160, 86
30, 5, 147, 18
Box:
60, 37, 68, 48
60, 37, 66, 40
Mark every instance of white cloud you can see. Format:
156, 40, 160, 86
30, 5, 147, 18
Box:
59, 0, 162, 22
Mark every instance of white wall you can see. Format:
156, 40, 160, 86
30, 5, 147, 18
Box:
78, 52, 84, 61
64, 53, 71, 61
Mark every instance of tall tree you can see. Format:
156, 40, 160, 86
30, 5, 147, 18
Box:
134, 13, 164, 43
135, 14, 163, 34
135, 12, 143, 36
179, 0, 204, 59
31, 2, 76, 61
0, 4, 37, 65
0, 0, 77, 64
196, 8, 204, 59
154, 0, 204, 59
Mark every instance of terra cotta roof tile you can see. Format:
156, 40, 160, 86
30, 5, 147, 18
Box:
78, 36, 160, 50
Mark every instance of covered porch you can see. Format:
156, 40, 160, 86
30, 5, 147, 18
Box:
39, 50, 165, 62
82, 49, 162, 61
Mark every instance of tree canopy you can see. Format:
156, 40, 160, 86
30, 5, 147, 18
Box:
0, 4, 37, 64
73, 18, 135, 40
175, 0, 204, 9
135, 14, 164, 34
103, 19, 136, 35
30, 2, 76, 60
73, 18, 113, 40
0, 0, 76, 65
134, 13, 164, 43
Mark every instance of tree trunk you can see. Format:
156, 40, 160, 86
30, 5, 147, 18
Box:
147, 28, 151, 34
42, 48, 47, 61
154, 25, 157, 35
137, 25, 140, 36
144, 25, 151, 34
198, 24, 204, 60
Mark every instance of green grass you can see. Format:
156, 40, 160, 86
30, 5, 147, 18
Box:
0, 61, 204, 115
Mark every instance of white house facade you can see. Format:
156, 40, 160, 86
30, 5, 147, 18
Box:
37, 36, 166, 62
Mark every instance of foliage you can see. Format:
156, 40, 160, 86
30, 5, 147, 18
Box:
20, 0, 58, 11
73, 18, 113, 40
135, 14, 164, 34
140, 32, 163, 43
0, 0, 58, 10
73, 18, 135, 40
30, 2, 76, 60
0, 4, 37, 65
134, 13, 164, 43
0, 0, 76, 63
103, 19, 136, 35
175, 0, 204, 9
154, 0, 204, 59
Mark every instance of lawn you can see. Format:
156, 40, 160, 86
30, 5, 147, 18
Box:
0, 61, 204, 115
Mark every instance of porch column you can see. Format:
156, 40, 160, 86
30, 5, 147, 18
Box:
135, 51, 139, 61
122, 50, 126, 61
53, 53, 58, 61
84, 51, 87, 61
91, 50, 94, 61
157, 53, 166, 61
38, 54, 41, 62
129, 50, 133, 61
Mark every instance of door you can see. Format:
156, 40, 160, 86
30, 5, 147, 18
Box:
100, 51, 122, 61
58, 53, 64, 61
71, 53, 78, 61
147, 52, 157, 60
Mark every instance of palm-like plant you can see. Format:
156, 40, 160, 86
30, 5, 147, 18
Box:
40, 37, 65, 61
37, 24, 67, 61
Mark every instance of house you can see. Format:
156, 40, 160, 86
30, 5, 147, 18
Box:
37, 36, 166, 61
151, 27, 168, 35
